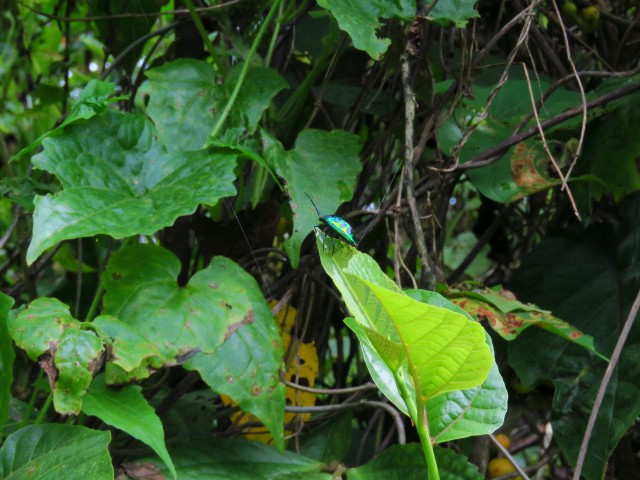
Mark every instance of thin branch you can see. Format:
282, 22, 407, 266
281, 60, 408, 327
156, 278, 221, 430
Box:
457, 81, 640, 170
572, 287, 640, 480
402, 54, 434, 288
489, 433, 531, 480
17, 0, 242, 22
521, 64, 580, 220
284, 380, 378, 395
549, 0, 588, 182
287, 400, 406, 444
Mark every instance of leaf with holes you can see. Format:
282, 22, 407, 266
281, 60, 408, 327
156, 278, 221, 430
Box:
7, 298, 104, 414
103, 244, 285, 447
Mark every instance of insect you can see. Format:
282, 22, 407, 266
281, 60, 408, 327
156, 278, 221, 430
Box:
305, 193, 357, 250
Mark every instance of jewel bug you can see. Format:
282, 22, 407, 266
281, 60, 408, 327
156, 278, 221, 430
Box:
305, 193, 357, 251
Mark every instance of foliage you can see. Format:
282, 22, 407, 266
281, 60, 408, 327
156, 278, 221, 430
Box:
1, 0, 640, 479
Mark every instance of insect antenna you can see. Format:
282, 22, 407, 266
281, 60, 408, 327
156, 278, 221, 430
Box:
304, 192, 322, 217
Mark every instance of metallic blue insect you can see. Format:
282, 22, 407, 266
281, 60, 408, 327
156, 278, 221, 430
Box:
305, 193, 357, 249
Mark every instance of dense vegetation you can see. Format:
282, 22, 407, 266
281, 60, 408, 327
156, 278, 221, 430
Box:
1, 1, 639, 479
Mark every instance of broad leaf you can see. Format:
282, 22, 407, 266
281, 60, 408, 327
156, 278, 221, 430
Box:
448, 285, 605, 358
82, 374, 176, 479
146, 438, 330, 480
406, 289, 508, 443
348, 444, 482, 480
430, 0, 480, 28
27, 110, 238, 264
276, 129, 361, 267
317, 0, 415, 60
0, 292, 15, 430
7, 298, 103, 414
146, 59, 287, 150
103, 244, 285, 446
0, 424, 112, 479
508, 193, 640, 480
578, 98, 640, 201
318, 239, 493, 426
437, 76, 583, 202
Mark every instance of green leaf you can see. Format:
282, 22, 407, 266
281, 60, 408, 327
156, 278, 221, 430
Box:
0, 292, 15, 431
508, 193, 640, 480
348, 444, 482, 480
296, 412, 353, 462
318, 240, 493, 423
91, 315, 163, 383
277, 129, 361, 267
578, 99, 640, 201
447, 285, 606, 359
13, 80, 124, 161
437, 76, 582, 202
27, 110, 238, 264
102, 244, 285, 446
0, 424, 112, 479
317, 0, 415, 60
7, 298, 104, 414
82, 374, 176, 479
146, 59, 287, 150
147, 438, 330, 480
145, 59, 224, 151
430, 0, 480, 28
406, 290, 508, 443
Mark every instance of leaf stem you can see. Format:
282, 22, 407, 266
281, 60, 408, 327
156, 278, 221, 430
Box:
415, 405, 440, 480
182, 0, 225, 73
34, 393, 53, 425
209, 0, 282, 139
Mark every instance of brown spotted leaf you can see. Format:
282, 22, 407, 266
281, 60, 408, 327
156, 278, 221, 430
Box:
447, 285, 606, 359
102, 244, 285, 447
8, 298, 104, 414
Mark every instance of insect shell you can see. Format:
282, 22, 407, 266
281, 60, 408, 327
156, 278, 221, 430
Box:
319, 215, 357, 247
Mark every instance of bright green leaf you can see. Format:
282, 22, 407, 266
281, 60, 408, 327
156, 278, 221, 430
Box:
317, 0, 415, 59
319, 240, 493, 423
27, 111, 238, 264
82, 374, 176, 479
278, 129, 361, 267
0, 424, 112, 479
406, 289, 508, 443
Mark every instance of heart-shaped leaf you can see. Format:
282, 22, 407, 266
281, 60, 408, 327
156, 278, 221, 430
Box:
274, 129, 361, 267
27, 110, 238, 264
103, 244, 285, 446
